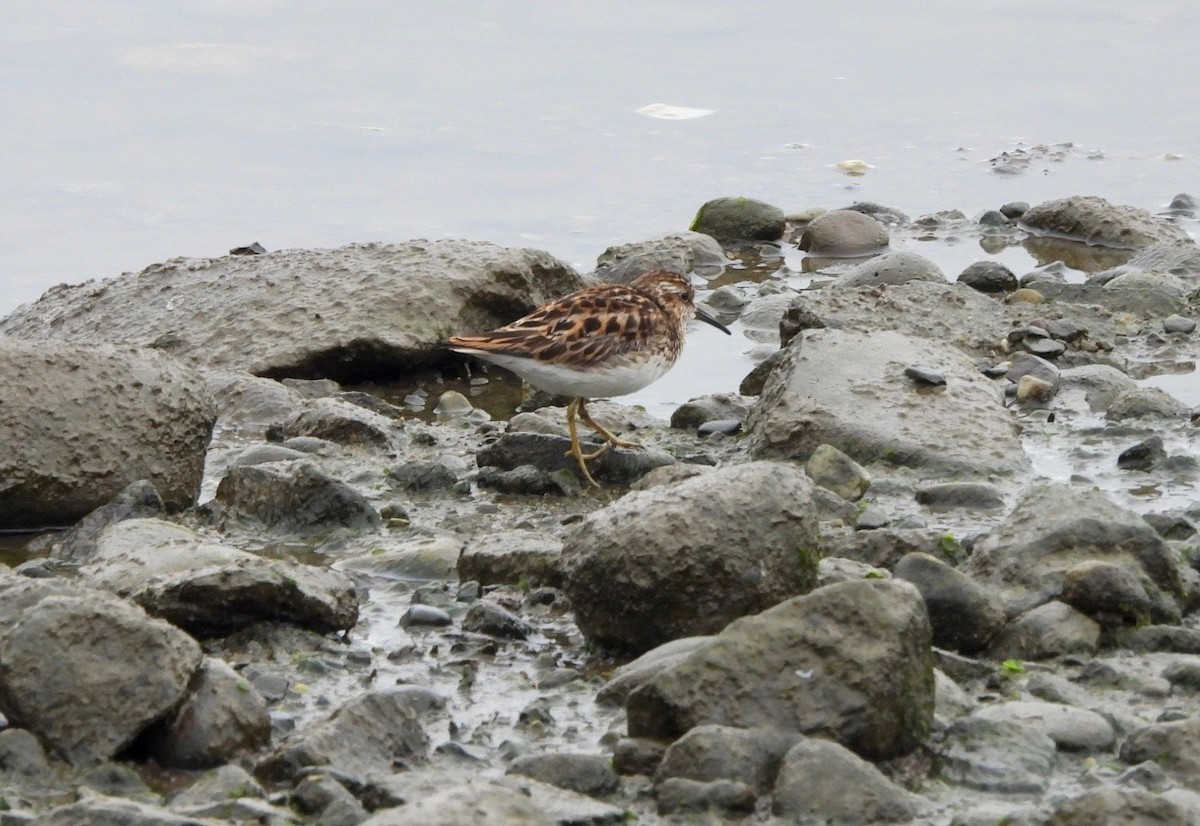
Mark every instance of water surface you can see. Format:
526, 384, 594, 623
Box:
3, 1, 1198, 407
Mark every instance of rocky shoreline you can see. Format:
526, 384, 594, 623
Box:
2, 193, 1200, 823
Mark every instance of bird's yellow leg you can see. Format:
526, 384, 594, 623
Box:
565, 397, 601, 487
577, 398, 640, 450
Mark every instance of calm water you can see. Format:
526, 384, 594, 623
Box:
3, 1, 1199, 410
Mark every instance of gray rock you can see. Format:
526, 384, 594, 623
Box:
83, 518, 360, 636
831, 250, 945, 289
1162, 658, 1200, 692
169, 763, 264, 813
1125, 239, 1200, 273
597, 636, 715, 706
1046, 788, 1190, 826
206, 371, 306, 430
748, 328, 1027, 477
1060, 560, 1154, 629
669, 393, 755, 431
963, 484, 1184, 614
626, 579, 933, 760
1058, 364, 1138, 412
824, 527, 961, 570
904, 365, 947, 386
34, 479, 165, 564
1123, 625, 1200, 654
798, 209, 889, 257
690, 196, 785, 244
894, 553, 1005, 654
818, 556, 890, 585
936, 717, 1057, 794
141, 658, 270, 769
1020, 195, 1192, 249
1107, 387, 1190, 420
338, 535, 460, 582
456, 530, 565, 589
958, 260, 1018, 293
0, 728, 55, 792
0, 340, 215, 529
772, 737, 920, 824
398, 605, 453, 628
654, 778, 756, 816
989, 601, 1101, 660
914, 482, 1005, 511
563, 461, 820, 654
972, 700, 1115, 752
475, 431, 676, 488
0, 240, 583, 378
462, 601, 534, 640
1099, 270, 1190, 316
804, 443, 871, 501
231, 444, 311, 467
1016, 374, 1057, 405
740, 347, 788, 396
595, 231, 728, 280
290, 773, 368, 826
278, 397, 397, 448
256, 690, 430, 784
613, 737, 667, 776
656, 724, 800, 793
213, 460, 382, 534
0, 579, 202, 765
507, 752, 619, 797
386, 461, 458, 491
36, 796, 218, 826
1005, 352, 1061, 387
1120, 717, 1200, 791
1118, 436, 1167, 471
1165, 313, 1197, 333
359, 781, 555, 826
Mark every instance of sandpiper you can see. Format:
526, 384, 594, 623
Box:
447, 269, 731, 486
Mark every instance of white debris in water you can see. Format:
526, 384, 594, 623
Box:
636, 103, 714, 120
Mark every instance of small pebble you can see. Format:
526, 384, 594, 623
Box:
1117, 436, 1166, 471
399, 605, 453, 628
1164, 314, 1197, 334
433, 391, 473, 415
1016, 374, 1056, 404
904, 366, 946, 386
854, 506, 890, 530
1006, 288, 1045, 305
697, 419, 742, 436
1023, 337, 1066, 358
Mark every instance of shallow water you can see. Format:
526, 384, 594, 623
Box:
3, 1, 1197, 299
4, 2, 1200, 412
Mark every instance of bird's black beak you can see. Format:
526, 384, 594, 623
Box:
695, 305, 732, 335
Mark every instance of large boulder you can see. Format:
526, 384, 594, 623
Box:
625, 579, 934, 761
1020, 195, 1192, 249
689, 197, 785, 244
255, 690, 430, 784
0, 575, 202, 765
562, 462, 821, 654
82, 518, 360, 636
212, 460, 382, 535
0, 240, 582, 379
962, 484, 1185, 617
0, 340, 215, 529
798, 209, 890, 257
747, 328, 1028, 477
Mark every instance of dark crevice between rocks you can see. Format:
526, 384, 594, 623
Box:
255, 340, 435, 384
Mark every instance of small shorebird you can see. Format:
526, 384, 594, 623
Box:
447, 269, 731, 487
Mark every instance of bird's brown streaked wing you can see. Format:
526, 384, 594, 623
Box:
447, 285, 662, 367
